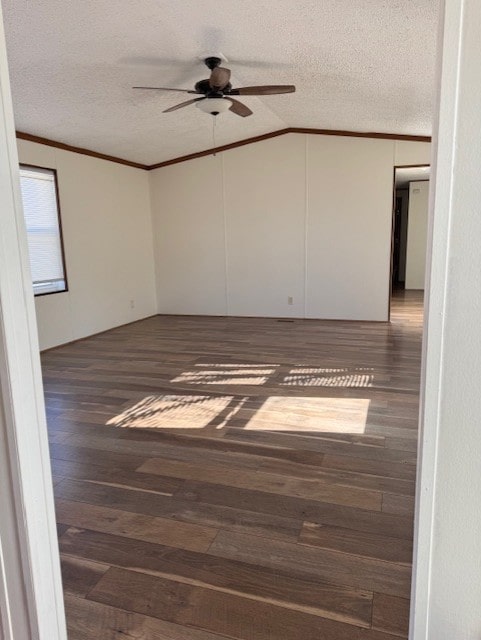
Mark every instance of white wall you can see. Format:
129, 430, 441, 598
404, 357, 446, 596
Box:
17, 140, 157, 350
305, 135, 394, 320
17, 132, 431, 349
406, 181, 429, 289
150, 133, 431, 321
1, 13, 66, 636
224, 134, 306, 317
151, 153, 227, 316
412, 0, 481, 637
394, 140, 431, 166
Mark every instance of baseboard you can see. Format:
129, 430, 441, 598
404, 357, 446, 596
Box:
39, 314, 158, 353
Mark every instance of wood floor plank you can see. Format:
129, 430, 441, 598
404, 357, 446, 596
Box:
372, 593, 410, 637
209, 530, 412, 598
256, 457, 416, 495
382, 493, 415, 517
41, 291, 423, 639
57, 522, 70, 537
55, 498, 218, 552
175, 479, 414, 540
64, 594, 232, 640
51, 456, 185, 496
227, 425, 387, 445
137, 457, 383, 510
225, 428, 417, 464
366, 424, 420, 440
299, 522, 413, 564
60, 554, 109, 598
59, 526, 373, 627
122, 423, 386, 450
48, 431, 70, 444
55, 477, 302, 541
322, 453, 417, 481
384, 437, 418, 453
49, 442, 148, 470
104, 427, 415, 495
88, 566, 399, 640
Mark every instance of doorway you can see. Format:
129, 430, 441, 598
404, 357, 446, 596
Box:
390, 165, 430, 315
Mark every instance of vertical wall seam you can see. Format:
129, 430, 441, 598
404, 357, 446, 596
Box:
146, 168, 159, 315
221, 154, 229, 316
304, 134, 308, 318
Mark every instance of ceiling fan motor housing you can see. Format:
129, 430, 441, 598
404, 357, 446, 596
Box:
195, 79, 232, 95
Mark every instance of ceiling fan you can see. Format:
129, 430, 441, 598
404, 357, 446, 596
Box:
133, 56, 295, 117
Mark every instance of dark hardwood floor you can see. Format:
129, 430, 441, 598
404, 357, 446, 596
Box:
44, 290, 423, 639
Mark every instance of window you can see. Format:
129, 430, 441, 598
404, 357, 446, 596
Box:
19, 165, 67, 296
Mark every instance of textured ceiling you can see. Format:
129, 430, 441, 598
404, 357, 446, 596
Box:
2, 0, 439, 165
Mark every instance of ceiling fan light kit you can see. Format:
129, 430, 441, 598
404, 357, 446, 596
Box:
196, 97, 229, 115
133, 56, 296, 118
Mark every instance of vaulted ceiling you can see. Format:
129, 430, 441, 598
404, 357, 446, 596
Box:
2, 0, 439, 165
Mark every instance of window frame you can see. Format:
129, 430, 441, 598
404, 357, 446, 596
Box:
19, 163, 69, 297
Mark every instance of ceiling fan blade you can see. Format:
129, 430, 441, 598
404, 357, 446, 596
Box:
226, 98, 253, 117
163, 97, 205, 113
133, 86, 198, 94
228, 85, 296, 96
209, 67, 231, 90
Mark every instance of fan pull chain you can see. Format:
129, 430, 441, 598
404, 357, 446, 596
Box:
212, 115, 217, 156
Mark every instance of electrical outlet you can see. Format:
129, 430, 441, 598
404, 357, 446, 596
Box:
130, 300, 135, 309
288, 296, 293, 305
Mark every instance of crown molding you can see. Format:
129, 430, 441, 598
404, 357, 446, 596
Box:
147, 127, 432, 170
147, 128, 291, 169
15, 131, 149, 170
289, 127, 431, 142
16, 127, 432, 172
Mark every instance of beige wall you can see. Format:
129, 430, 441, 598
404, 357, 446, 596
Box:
151, 153, 227, 316
150, 133, 431, 321
306, 135, 394, 319
17, 140, 157, 350
224, 134, 306, 317
17, 133, 432, 348
393, 140, 431, 166
406, 180, 430, 289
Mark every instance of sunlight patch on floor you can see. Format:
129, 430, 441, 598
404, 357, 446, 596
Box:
170, 364, 373, 388
106, 394, 370, 434
171, 366, 277, 385
195, 364, 280, 368
242, 397, 371, 434
106, 394, 247, 430
282, 367, 373, 388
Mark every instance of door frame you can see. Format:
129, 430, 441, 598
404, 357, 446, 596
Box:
388, 163, 430, 320
0, 0, 477, 638
0, 5, 67, 638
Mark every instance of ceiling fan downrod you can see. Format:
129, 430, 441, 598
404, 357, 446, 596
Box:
204, 56, 222, 70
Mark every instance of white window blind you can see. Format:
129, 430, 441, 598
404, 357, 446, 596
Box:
19, 166, 67, 295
